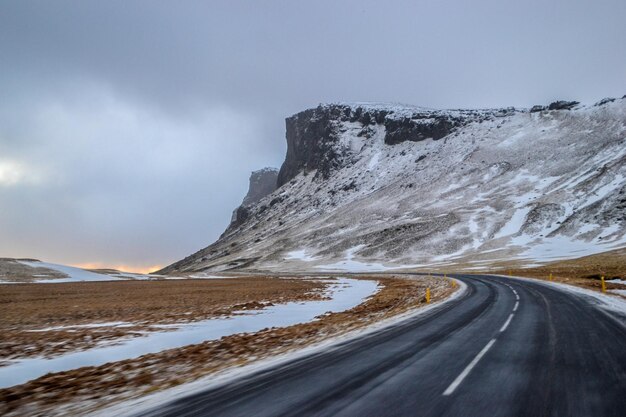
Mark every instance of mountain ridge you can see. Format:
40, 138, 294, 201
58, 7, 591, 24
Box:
159, 97, 626, 274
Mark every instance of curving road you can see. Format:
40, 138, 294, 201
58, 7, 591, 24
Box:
136, 275, 626, 417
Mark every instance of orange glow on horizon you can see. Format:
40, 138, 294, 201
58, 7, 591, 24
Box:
70, 262, 164, 274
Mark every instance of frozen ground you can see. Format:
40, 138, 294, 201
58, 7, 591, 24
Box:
0, 277, 378, 388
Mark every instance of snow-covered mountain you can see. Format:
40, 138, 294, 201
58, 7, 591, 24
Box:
160, 97, 626, 273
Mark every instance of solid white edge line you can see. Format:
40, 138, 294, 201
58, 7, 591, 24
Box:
442, 338, 497, 396
513, 301, 519, 312
500, 313, 515, 332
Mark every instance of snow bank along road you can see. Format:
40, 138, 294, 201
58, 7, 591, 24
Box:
135, 275, 626, 417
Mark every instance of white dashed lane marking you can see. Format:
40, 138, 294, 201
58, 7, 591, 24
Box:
500, 313, 515, 332
442, 280, 521, 396
442, 339, 497, 396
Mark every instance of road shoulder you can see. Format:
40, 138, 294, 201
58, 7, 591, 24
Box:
494, 274, 626, 318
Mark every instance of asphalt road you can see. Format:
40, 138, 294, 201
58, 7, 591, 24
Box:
136, 275, 626, 417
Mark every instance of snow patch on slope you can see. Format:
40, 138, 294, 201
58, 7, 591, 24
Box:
17, 261, 124, 282
316, 245, 422, 272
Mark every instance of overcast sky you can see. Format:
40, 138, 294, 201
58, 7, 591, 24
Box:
1, 1, 624, 271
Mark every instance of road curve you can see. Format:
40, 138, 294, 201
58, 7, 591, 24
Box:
135, 275, 626, 417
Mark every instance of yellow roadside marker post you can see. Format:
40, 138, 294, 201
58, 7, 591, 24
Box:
549, 273, 553, 282
508, 270, 512, 277
451, 279, 456, 288
601, 276, 606, 293
426, 288, 431, 303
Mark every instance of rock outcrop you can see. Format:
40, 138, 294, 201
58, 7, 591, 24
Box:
530, 100, 580, 112
277, 104, 517, 186
548, 100, 579, 110
595, 97, 616, 107
242, 168, 278, 206
228, 168, 278, 231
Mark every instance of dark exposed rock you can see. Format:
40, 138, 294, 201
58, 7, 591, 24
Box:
226, 168, 278, 232
277, 106, 344, 187
530, 105, 546, 113
531, 101, 580, 112
341, 180, 357, 192
595, 97, 615, 106
232, 206, 250, 226
269, 196, 284, 207
383, 115, 457, 145
242, 168, 279, 206
277, 104, 506, 186
520, 203, 566, 235
547, 100, 579, 111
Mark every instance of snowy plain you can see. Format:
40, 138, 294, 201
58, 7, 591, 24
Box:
0, 277, 378, 388
0, 259, 230, 283
17, 261, 125, 282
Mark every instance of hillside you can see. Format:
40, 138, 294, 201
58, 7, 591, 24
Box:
160, 97, 626, 273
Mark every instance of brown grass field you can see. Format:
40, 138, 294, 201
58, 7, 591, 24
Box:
0, 275, 453, 416
0, 278, 327, 361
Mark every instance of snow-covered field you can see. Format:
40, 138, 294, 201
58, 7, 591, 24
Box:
0, 277, 378, 388
0, 259, 235, 283
17, 260, 125, 282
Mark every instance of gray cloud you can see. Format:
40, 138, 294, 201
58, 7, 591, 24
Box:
1, 0, 625, 269
0, 82, 280, 269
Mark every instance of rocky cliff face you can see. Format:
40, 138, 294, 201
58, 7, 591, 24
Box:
277, 104, 516, 186
160, 98, 626, 274
227, 168, 278, 233
242, 168, 279, 206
